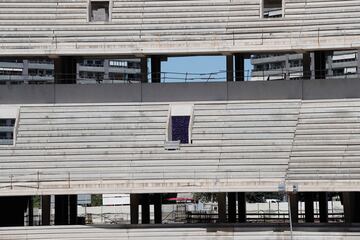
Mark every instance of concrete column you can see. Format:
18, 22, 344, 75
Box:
237, 192, 246, 223
103, 59, 110, 80
55, 195, 77, 225
41, 195, 51, 226
314, 51, 327, 79
228, 192, 236, 223
141, 194, 150, 224
303, 52, 311, 80
217, 193, 227, 223
28, 197, 34, 226
226, 55, 234, 82
235, 54, 245, 81
326, 53, 333, 77
154, 194, 162, 224
304, 193, 314, 223
342, 192, 360, 223
130, 194, 140, 224
284, 54, 290, 80
289, 193, 299, 223
69, 195, 77, 225
53, 56, 77, 84
0, 196, 28, 226
151, 56, 161, 83
357, 50, 360, 76
141, 57, 148, 83
342, 192, 354, 223
22, 59, 29, 82
319, 192, 328, 223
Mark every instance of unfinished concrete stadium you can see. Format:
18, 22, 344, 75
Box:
1, 0, 360, 239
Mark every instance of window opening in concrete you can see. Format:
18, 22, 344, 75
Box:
90, 1, 110, 22
263, 0, 283, 18
171, 116, 190, 144
0, 118, 15, 145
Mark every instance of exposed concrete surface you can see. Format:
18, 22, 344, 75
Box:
0, 79, 359, 104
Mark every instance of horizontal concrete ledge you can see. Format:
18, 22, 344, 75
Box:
0, 78, 360, 104
37, 223, 360, 231
3, 224, 360, 240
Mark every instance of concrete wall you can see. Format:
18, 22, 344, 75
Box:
1, 78, 360, 104
0, 0, 359, 56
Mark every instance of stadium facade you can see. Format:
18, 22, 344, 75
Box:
1, 0, 360, 239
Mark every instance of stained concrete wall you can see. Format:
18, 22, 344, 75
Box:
0, 78, 360, 104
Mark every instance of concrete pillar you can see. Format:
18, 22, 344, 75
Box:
226, 55, 234, 82
289, 193, 299, 223
154, 194, 162, 224
22, 59, 29, 82
141, 57, 148, 83
237, 192, 246, 223
357, 50, 360, 76
0, 196, 28, 226
319, 192, 328, 223
235, 54, 245, 81
53, 56, 77, 84
217, 193, 227, 223
303, 52, 311, 80
284, 54, 290, 80
151, 56, 161, 83
28, 197, 34, 226
130, 194, 140, 224
304, 193, 314, 223
41, 195, 51, 226
141, 194, 150, 224
228, 192, 236, 223
342, 192, 360, 223
326, 53, 333, 77
342, 192, 354, 223
314, 51, 327, 79
69, 195, 77, 225
103, 59, 110, 80
55, 195, 77, 225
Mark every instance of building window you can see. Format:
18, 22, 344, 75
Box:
263, 0, 283, 18
109, 60, 128, 68
171, 116, 190, 144
0, 119, 15, 145
89, 1, 110, 22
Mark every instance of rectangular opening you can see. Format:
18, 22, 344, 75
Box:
90, 1, 110, 22
171, 116, 190, 144
0, 118, 15, 145
263, 0, 283, 18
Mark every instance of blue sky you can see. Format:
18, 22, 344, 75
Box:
160, 56, 252, 82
